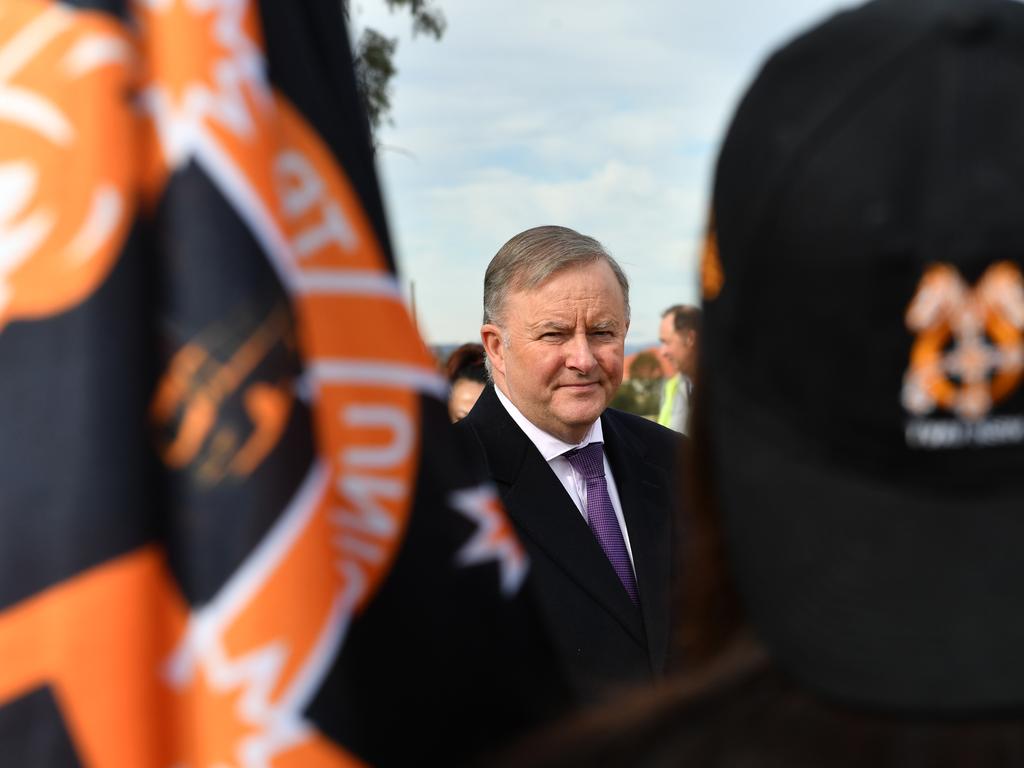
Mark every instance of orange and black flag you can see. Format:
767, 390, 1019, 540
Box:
0, 1, 563, 766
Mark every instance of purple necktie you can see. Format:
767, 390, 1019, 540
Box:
564, 443, 639, 605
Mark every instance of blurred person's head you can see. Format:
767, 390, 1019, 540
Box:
480, 226, 630, 443
445, 343, 487, 422
505, 4, 1024, 765
658, 304, 700, 379
693, 0, 1024, 715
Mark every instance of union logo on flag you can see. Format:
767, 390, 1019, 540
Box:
0, 1, 554, 766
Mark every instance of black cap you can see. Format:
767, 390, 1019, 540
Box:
705, 0, 1024, 712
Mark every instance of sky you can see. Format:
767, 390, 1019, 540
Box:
349, 0, 852, 347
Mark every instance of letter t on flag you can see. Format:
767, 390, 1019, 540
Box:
0, 1, 565, 766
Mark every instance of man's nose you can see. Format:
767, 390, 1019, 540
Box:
565, 332, 597, 372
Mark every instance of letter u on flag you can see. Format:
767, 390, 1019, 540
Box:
0, 1, 563, 766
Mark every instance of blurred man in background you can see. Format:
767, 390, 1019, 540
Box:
657, 304, 700, 434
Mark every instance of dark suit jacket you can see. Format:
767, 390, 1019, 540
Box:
455, 384, 680, 705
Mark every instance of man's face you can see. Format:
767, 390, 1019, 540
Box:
482, 260, 627, 444
659, 313, 696, 377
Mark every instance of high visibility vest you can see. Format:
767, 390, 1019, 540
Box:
657, 374, 680, 428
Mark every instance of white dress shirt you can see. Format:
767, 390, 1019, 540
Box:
494, 386, 636, 571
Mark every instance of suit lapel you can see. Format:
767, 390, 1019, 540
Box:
602, 411, 673, 675
467, 387, 646, 645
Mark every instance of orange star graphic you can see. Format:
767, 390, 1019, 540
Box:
451, 485, 528, 597
133, 0, 275, 203
168, 659, 261, 767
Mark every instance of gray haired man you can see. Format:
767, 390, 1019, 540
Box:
455, 225, 680, 705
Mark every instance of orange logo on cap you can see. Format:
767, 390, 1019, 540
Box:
0, 1, 135, 332
902, 262, 1024, 421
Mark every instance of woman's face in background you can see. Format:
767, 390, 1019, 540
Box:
448, 377, 485, 422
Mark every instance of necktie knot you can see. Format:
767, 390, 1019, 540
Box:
563, 442, 604, 480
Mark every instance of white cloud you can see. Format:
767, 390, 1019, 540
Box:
349, 0, 853, 344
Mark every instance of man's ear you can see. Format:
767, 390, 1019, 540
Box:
685, 329, 698, 348
480, 324, 506, 376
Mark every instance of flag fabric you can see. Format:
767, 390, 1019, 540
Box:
0, 1, 563, 765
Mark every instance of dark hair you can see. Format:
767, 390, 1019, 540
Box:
445, 343, 487, 385
662, 304, 701, 335
508, 634, 1024, 768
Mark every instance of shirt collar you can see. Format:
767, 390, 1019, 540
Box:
494, 384, 604, 461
